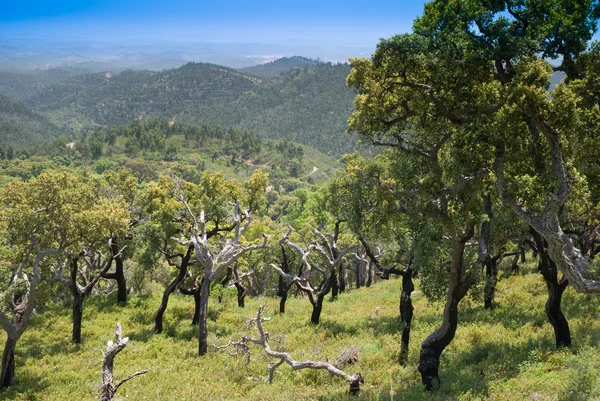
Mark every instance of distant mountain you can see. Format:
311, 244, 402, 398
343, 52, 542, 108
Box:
0, 68, 86, 101
25, 61, 357, 156
229, 62, 357, 155
0, 94, 65, 147
238, 56, 322, 79
26, 62, 260, 127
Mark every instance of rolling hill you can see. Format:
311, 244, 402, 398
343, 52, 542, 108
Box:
238, 56, 322, 79
0, 94, 66, 148
24, 59, 357, 157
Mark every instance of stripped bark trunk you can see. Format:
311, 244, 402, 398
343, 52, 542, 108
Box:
154, 244, 193, 333
338, 262, 346, 293
71, 257, 85, 344
72, 292, 85, 344
102, 237, 127, 304
531, 228, 571, 347
198, 279, 211, 356
0, 336, 16, 388
310, 275, 333, 325
399, 268, 414, 365
418, 238, 470, 391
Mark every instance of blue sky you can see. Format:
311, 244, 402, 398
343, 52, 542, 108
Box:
1, 0, 428, 46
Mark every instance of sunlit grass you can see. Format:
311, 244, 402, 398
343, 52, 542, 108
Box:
2, 263, 600, 400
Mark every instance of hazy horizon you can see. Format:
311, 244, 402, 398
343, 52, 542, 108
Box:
1, 1, 428, 69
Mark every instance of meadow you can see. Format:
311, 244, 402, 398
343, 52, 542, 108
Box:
2, 259, 600, 401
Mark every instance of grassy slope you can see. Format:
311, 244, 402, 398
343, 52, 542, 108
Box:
3, 260, 600, 401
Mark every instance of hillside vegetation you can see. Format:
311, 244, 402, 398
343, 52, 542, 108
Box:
0, 94, 66, 148
16, 60, 356, 156
2, 261, 600, 401
239, 56, 322, 78
0, 68, 85, 101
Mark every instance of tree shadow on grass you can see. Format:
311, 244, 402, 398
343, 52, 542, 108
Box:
20, 337, 77, 360
127, 328, 156, 343
319, 320, 360, 337
364, 316, 401, 336
0, 371, 49, 400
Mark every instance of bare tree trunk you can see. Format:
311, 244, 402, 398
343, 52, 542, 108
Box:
331, 270, 339, 299
418, 239, 469, 391
311, 276, 333, 325
545, 274, 571, 347
366, 261, 373, 288
192, 289, 201, 325
399, 268, 414, 365
100, 323, 148, 401
0, 336, 17, 388
154, 246, 192, 334
532, 229, 571, 347
198, 279, 211, 356
279, 292, 288, 314
70, 257, 85, 344
338, 262, 346, 293
483, 257, 498, 310
102, 237, 127, 304
72, 293, 85, 344
234, 282, 246, 307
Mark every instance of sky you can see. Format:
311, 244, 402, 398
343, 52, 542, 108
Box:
1, 0, 428, 47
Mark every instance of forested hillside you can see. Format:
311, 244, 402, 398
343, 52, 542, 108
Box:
0, 68, 85, 101
230, 62, 356, 155
0, 94, 66, 149
17, 60, 356, 156
238, 56, 322, 78
25, 63, 259, 128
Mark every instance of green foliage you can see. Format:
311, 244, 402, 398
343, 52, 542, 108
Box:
238, 56, 322, 79
0, 94, 67, 148
22, 61, 356, 157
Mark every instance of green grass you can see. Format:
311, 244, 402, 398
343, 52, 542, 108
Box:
3, 265, 600, 400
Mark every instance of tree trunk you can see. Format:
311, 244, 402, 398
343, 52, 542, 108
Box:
310, 297, 325, 325
279, 292, 287, 314
532, 229, 571, 347
355, 262, 361, 289
418, 239, 468, 391
105, 237, 127, 304
0, 336, 17, 389
483, 257, 498, 310
511, 252, 519, 274
154, 246, 192, 334
311, 276, 333, 325
198, 279, 211, 356
338, 263, 346, 293
366, 261, 373, 288
234, 282, 246, 308
192, 289, 201, 325
399, 269, 414, 365
544, 273, 571, 347
331, 270, 339, 299
277, 277, 289, 314
70, 257, 86, 344
72, 292, 84, 344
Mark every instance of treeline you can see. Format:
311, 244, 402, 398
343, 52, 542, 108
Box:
25, 63, 258, 126
0, 67, 84, 101
238, 56, 321, 78
0, 94, 66, 148
16, 61, 356, 157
